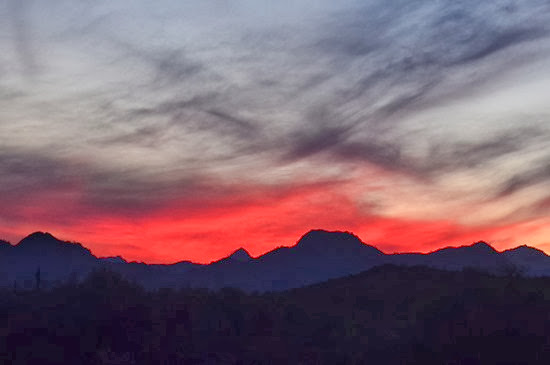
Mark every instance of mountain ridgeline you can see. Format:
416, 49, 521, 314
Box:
0, 230, 546, 292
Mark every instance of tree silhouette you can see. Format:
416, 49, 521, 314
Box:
2, 264, 550, 364
35, 266, 41, 290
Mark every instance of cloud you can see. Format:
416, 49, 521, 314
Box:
2, 0, 550, 259
257, 0, 549, 183
307, 0, 550, 120
7, 0, 39, 78
0, 144, 346, 225
0, 148, 72, 195
0, 148, 200, 219
426, 127, 549, 173
108, 40, 205, 89
319, 1, 549, 65
498, 161, 550, 197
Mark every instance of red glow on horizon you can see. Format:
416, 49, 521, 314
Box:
1, 183, 549, 264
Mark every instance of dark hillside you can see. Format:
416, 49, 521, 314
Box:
2, 265, 550, 364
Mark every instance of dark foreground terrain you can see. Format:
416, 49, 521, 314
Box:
2, 264, 550, 364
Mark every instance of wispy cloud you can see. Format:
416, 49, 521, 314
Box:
2, 0, 550, 260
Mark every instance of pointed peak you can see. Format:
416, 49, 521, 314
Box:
100, 255, 128, 264
228, 247, 253, 262
432, 241, 497, 255
469, 241, 497, 252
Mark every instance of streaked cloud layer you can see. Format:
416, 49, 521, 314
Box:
1, 0, 550, 263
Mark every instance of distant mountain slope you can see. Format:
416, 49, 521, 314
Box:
0, 232, 98, 288
99, 255, 128, 264
0, 239, 12, 251
16, 232, 94, 258
502, 245, 550, 276
385, 241, 510, 272
1, 230, 550, 291
216, 248, 254, 264
179, 230, 384, 291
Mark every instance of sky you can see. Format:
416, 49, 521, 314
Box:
1, 0, 550, 263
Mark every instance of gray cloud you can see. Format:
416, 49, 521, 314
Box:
0, 146, 334, 221
0, 149, 69, 194
97, 123, 169, 149
498, 161, 550, 197
283, 109, 353, 161
319, 1, 549, 65
0, 148, 216, 221
7, 0, 38, 78
426, 127, 549, 174
264, 0, 550, 188
2, 0, 550, 233
204, 109, 260, 137
307, 0, 549, 114
281, 112, 406, 173
110, 41, 205, 89
94, 96, 263, 151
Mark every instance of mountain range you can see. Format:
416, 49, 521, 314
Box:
0, 230, 547, 292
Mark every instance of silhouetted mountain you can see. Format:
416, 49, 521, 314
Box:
221, 248, 253, 263
503, 244, 548, 259
431, 241, 498, 257
15, 231, 93, 257
100, 260, 200, 290
252, 230, 383, 291
0, 231, 203, 290
178, 230, 385, 291
2, 229, 550, 292
295, 229, 381, 255
502, 245, 550, 276
99, 255, 127, 264
0, 239, 12, 250
1, 232, 97, 289
18, 231, 62, 246
386, 241, 508, 272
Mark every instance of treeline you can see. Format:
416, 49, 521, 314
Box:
2, 265, 550, 364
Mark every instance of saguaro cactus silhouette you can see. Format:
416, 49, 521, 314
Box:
35, 267, 41, 290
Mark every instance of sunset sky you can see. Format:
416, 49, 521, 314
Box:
1, 0, 550, 263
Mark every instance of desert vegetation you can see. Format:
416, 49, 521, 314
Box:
2, 265, 550, 364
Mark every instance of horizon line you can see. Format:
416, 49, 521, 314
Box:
1, 229, 543, 266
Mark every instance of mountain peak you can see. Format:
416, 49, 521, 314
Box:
295, 229, 381, 255
469, 241, 497, 252
431, 241, 498, 256
27, 231, 56, 239
18, 231, 60, 246
504, 245, 548, 257
100, 255, 128, 264
228, 248, 253, 262
298, 229, 361, 244
15, 231, 93, 257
